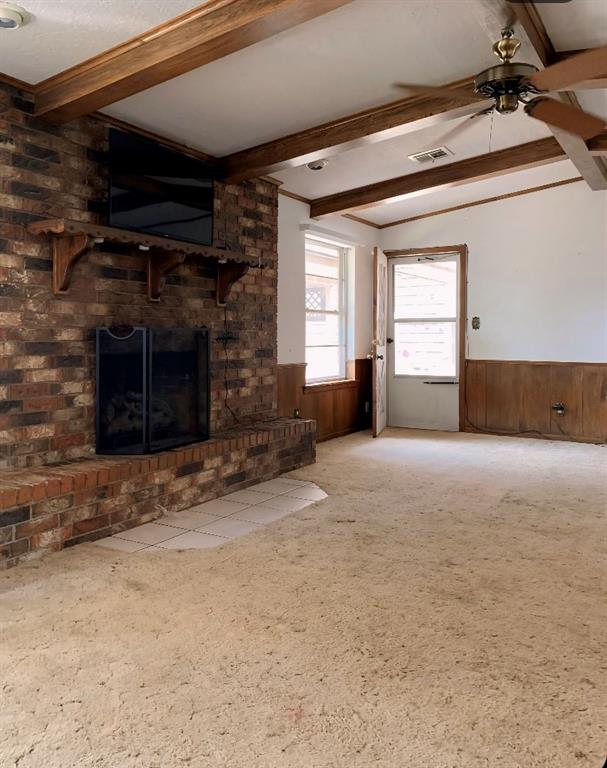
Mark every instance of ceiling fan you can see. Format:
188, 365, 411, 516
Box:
394, 32, 607, 144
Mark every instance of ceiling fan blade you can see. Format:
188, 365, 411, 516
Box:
393, 82, 483, 102
430, 108, 493, 148
525, 98, 606, 140
528, 45, 607, 92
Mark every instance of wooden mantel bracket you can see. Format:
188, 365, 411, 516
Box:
216, 262, 250, 306
52, 233, 94, 294
147, 251, 186, 302
26, 219, 258, 303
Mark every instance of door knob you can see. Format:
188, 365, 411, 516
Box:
376, 354, 384, 360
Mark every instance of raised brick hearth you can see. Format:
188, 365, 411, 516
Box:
0, 418, 315, 569
0, 82, 317, 567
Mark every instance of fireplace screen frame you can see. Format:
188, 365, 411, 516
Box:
95, 325, 211, 455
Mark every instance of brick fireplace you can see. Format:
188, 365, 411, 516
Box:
0, 83, 315, 568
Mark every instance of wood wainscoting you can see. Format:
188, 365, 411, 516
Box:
464, 360, 607, 444
278, 360, 372, 441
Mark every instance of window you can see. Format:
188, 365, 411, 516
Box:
305, 236, 348, 383
392, 257, 458, 378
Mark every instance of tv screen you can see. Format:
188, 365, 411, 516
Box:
108, 129, 214, 246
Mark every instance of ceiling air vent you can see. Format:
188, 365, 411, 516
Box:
408, 146, 453, 164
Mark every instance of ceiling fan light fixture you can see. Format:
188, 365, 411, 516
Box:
393, 38, 606, 141
494, 92, 520, 114
474, 61, 539, 107
0, 3, 27, 29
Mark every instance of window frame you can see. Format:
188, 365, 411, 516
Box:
391, 254, 460, 382
304, 236, 349, 384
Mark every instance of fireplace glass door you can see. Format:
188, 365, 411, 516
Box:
96, 326, 210, 455
149, 327, 209, 451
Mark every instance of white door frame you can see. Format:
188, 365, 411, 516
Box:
383, 244, 468, 431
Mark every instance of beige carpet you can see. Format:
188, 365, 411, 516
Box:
1, 429, 606, 768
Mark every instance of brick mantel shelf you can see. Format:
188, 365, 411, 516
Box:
27, 218, 260, 304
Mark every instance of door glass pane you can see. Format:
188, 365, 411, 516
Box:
306, 346, 343, 381
305, 312, 340, 346
394, 260, 457, 319
305, 275, 339, 312
394, 321, 456, 376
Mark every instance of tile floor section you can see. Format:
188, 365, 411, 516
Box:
93, 476, 327, 553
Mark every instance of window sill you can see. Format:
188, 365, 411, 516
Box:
303, 378, 357, 394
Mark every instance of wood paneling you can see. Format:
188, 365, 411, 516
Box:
582, 366, 607, 441
465, 359, 486, 427
277, 360, 371, 441
309, 137, 566, 217
34, 0, 354, 122
464, 360, 607, 443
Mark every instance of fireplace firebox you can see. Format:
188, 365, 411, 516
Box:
96, 326, 210, 454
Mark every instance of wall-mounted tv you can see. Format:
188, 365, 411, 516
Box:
108, 128, 214, 246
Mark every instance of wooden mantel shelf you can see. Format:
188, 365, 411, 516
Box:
27, 218, 259, 304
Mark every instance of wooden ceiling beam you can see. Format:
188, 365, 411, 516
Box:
222, 42, 600, 183
222, 78, 488, 181
472, 0, 607, 190
33, 0, 354, 123
309, 137, 567, 217
588, 133, 607, 156
376, 176, 584, 230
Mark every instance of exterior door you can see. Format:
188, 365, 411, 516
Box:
387, 249, 464, 431
372, 247, 388, 437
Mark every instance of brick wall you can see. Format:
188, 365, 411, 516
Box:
0, 83, 279, 470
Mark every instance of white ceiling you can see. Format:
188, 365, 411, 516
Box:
539, 0, 607, 50
0, 0, 200, 83
358, 159, 579, 225
102, 0, 540, 156
577, 89, 607, 122
0, 0, 603, 227
274, 108, 552, 199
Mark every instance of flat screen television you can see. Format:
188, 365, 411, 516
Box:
108, 128, 214, 246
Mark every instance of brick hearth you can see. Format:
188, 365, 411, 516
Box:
0, 418, 315, 569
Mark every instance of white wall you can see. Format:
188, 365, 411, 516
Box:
279, 182, 607, 368
277, 196, 307, 364
277, 195, 378, 364
380, 182, 607, 363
